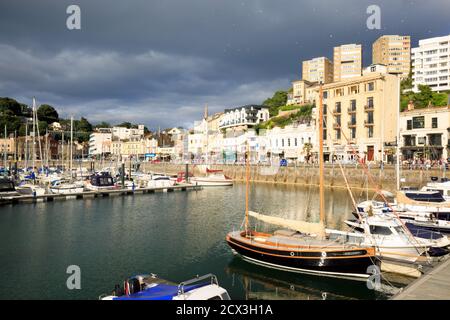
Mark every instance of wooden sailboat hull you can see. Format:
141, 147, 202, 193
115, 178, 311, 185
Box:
226, 232, 376, 279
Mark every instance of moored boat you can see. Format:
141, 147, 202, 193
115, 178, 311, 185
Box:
99, 273, 230, 300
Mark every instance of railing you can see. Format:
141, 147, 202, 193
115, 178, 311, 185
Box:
364, 104, 374, 111
177, 274, 219, 295
364, 120, 374, 126
348, 121, 356, 127
348, 107, 357, 113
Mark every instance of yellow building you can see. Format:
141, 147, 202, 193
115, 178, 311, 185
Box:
372, 35, 411, 78
0, 137, 15, 158
333, 44, 362, 82
302, 57, 333, 84
287, 80, 319, 105
315, 71, 400, 162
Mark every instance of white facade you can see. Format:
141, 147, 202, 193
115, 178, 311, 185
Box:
88, 131, 112, 156
219, 105, 269, 130
412, 34, 450, 92
265, 121, 317, 162
112, 125, 145, 140
399, 106, 450, 160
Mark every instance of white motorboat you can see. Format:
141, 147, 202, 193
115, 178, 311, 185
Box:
420, 179, 450, 202
16, 182, 47, 196
49, 180, 84, 194
147, 175, 175, 188
100, 273, 230, 300
84, 173, 117, 191
190, 169, 233, 187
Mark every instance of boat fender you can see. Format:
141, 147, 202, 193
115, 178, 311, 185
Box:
290, 252, 295, 256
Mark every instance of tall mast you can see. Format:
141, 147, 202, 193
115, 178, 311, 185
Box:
25, 119, 28, 169
34, 98, 44, 173
32, 98, 36, 171
245, 141, 250, 232
318, 84, 325, 224
396, 76, 401, 191
70, 116, 73, 178
3, 125, 6, 168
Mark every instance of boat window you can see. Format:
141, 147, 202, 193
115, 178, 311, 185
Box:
221, 292, 231, 300
369, 226, 392, 235
208, 295, 222, 300
0, 182, 15, 191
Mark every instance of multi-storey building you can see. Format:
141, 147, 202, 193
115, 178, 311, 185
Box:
333, 44, 363, 82
112, 125, 145, 140
399, 104, 450, 161
317, 70, 400, 162
286, 80, 319, 106
88, 129, 112, 156
302, 57, 334, 84
372, 35, 411, 78
412, 34, 450, 92
219, 105, 269, 131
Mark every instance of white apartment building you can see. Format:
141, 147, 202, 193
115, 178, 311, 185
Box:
399, 105, 450, 161
112, 125, 145, 140
265, 121, 317, 163
88, 129, 112, 156
412, 34, 450, 92
219, 105, 269, 131
334, 44, 363, 82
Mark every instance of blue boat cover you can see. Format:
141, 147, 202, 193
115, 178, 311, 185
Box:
112, 284, 203, 300
405, 222, 444, 240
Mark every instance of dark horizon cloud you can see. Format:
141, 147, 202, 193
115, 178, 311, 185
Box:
0, 0, 449, 130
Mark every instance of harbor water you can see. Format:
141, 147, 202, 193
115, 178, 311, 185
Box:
0, 183, 405, 300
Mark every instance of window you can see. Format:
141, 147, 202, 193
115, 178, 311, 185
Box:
335, 102, 341, 113
367, 82, 374, 91
367, 111, 374, 124
335, 129, 341, 140
367, 97, 374, 108
323, 129, 327, 140
368, 126, 373, 138
407, 120, 412, 130
432, 117, 438, 128
294, 138, 298, 146
281, 139, 284, 147
287, 138, 291, 147
369, 226, 392, 236
350, 100, 356, 111
412, 116, 425, 129
351, 128, 356, 139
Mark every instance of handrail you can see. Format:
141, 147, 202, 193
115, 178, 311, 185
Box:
177, 274, 219, 295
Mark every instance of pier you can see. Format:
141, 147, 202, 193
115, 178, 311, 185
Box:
392, 257, 450, 300
0, 183, 202, 206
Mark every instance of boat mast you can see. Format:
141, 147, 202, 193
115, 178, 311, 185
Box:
318, 84, 325, 224
25, 119, 28, 170
396, 76, 401, 191
3, 125, 6, 169
70, 116, 73, 179
32, 98, 36, 172
245, 141, 250, 232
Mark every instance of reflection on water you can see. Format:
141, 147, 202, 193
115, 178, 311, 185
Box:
0, 183, 410, 299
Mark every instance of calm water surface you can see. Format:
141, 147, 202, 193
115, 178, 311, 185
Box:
0, 184, 403, 299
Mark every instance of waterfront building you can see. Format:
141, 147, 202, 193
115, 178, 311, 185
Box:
265, 119, 317, 163
399, 104, 450, 161
112, 125, 145, 140
0, 136, 15, 160
167, 127, 188, 161
412, 34, 450, 92
333, 44, 363, 82
286, 80, 319, 106
218, 105, 269, 131
88, 128, 112, 156
372, 35, 411, 78
302, 57, 334, 84
316, 69, 400, 163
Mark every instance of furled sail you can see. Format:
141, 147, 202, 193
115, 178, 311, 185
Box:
249, 211, 325, 237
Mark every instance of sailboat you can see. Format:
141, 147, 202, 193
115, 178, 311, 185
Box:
226, 85, 377, 280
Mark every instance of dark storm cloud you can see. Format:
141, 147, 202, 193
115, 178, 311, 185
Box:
0, 0, 449, 129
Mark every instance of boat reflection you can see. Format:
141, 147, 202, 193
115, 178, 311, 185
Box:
225, 257, 410, 300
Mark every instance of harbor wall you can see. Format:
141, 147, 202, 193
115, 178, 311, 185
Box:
9, 161, 447, 192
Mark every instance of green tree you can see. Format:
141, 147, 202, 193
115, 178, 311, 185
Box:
116, 122, 133, 129
37, 104, 59, 124
94, 121, 111, 128
0, 97, 22, 116
262, 91, 288, 117
415, 85, 433, 107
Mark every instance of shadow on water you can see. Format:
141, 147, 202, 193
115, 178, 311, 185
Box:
224, 257, 386, 300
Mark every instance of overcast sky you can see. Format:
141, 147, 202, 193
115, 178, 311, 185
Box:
0, 0, 449, 130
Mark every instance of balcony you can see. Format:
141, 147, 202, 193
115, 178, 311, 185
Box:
364, 104, 374, 111
348, 121, 356, 128
333, 123, 342, 129
332, 108, 341, 115
364, 120, 374, 127
348, 107, 356, 114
